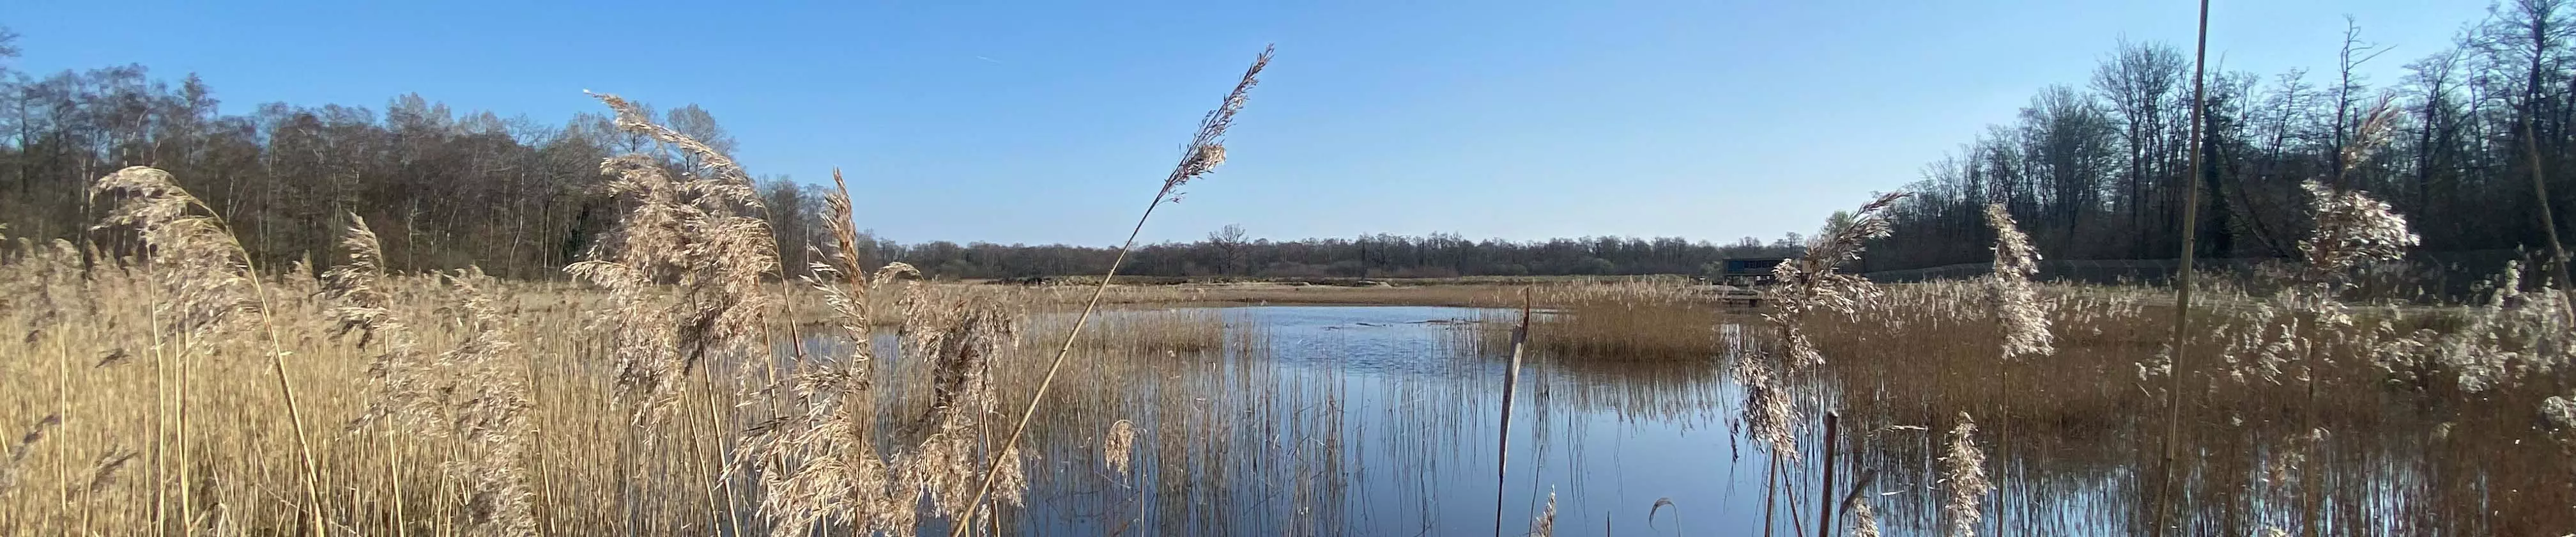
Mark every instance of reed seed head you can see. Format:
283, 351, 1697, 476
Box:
1984, 203, 2053, 359
2297, 180, 2418, 284
1942, 412, 1991, 537
1104, 419, 1138, 478
1162, 45, 1273, 200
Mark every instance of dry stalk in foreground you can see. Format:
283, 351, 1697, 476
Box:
742, 164, 1034, 537
740, 242, 916, 536
1743, 191, 1905, 455
950, 44, 1273, 536
1739, 191, 1901, 535
91, 166, 326, 535
569, 92, 781, 424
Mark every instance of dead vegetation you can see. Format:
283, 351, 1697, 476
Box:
0, 46, 1277, 536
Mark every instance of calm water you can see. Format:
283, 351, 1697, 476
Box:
813, 305, 2550, 536
1002, 306, 1767, 536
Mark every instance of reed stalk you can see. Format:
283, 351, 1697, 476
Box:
1492, 288, 1530, 537
2154, 1, 2212, 533
950, 44, 1272, 536
92, 167, 326, 536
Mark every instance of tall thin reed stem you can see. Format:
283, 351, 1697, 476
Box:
1492, 289, 1531, 537
233, 222, 328, 537
949, 45, 1271, 536
95, 167, 326, 536
2153, 1, 2211, 534
1818, 411, 1838, 537
2527, 54, 2576, 293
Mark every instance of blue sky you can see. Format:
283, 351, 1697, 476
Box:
5, 1, 2493, 246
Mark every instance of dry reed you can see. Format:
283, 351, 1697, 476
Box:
569, 92, 781, 424
1941, 412, 1989, 537
1527, 488, 1556, 537
1103, 419, 1137, 478
91, 166, 327, 535
1984, 203, 2051, 359
949, 45, 1273, 535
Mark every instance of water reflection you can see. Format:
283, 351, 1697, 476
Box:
970, 306, 1767, 536
804, 304, 2545, 536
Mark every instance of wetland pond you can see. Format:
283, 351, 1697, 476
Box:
816, 304, 2529, 536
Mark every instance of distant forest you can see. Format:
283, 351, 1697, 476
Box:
0, 27, 1805, 281
13, 3, 2576, 281
1868, 2, 2576, 274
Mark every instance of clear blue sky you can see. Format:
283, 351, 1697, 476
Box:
5, 1, 2492, 246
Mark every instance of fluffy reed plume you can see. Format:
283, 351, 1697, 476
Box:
743, 323, 915, 537
1766, 191, 1905, 368
734, 164, 1044, 536
1844, 498, 1881, 537
2296, 180, 2418, 286
1736, 191, 1907, 456
1733, 348, 1797, 455
1527, 488, 1556, 537
1103, 419, 1138, 478
2545, 394, 2576, 434
442, 268, 535, 536
0, 414, 61, 494
91, 166, 326, 530
825, 169, 866, 276
901, 287, 1029, 518
2301, 102, 2416, 288
323, 215, 440, 430
740, 175, 921, 536
952, 45, 1271, 534
91, 167, 257, 344
567, 93, 780, 422
1770, 192, 1908, 331
1942, 412, 1991, 537
319, 218, 533, 534
743, 352, 906, 532
1983, 203, 2052, 359
1161, 47, 1270, 201
2414, 261, 2576, 393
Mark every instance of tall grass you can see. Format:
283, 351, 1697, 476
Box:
0, 49, 1278, 535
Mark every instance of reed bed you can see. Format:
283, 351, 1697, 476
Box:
1462, 142, 2572, 534
0, 46, 1286, 536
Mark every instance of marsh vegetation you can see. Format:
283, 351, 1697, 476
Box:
10, 5, 2576, 536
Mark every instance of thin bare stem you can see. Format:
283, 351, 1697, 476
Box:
950, 45, 1271, 536
2154, 1, 2211, 533
1493, 288, 1530, 537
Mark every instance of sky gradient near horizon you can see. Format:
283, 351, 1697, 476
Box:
4, 1, 2496, 246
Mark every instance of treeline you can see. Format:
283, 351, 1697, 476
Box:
0, 27, 741, 279
1867, 2, 2576, 273
829, 227, 1807, 279
0, 29, 1801, 281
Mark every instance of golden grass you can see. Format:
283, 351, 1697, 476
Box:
0, 69, 1265, 534
0, 246, 1275, 535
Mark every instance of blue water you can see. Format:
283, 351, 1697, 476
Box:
1002, 306, 1766, 536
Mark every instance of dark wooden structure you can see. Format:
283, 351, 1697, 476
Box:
1715, 257, 1788, 287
